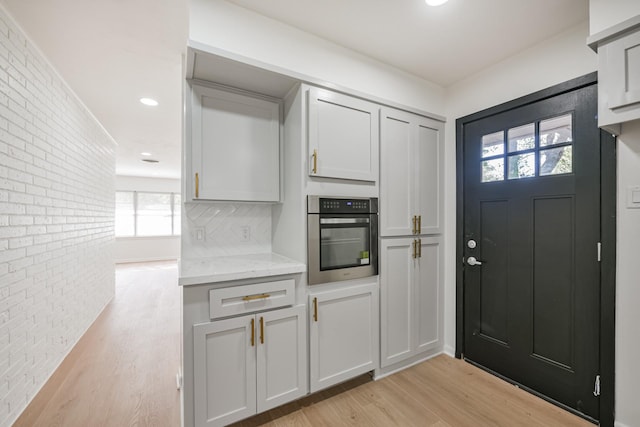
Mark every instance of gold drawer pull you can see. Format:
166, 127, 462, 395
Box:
242, 293, 271, 302
313, 297, 318, 322
195, 173, 199, 198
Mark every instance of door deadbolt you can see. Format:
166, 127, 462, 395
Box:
467, 240, 477, 249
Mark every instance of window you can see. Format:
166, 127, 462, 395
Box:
115, 191, 181, 237
481, 113, 573, 183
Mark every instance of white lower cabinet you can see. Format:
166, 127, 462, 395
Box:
193, 305, 306, 427
309, 283, 379, 392
380, 236, 442, 368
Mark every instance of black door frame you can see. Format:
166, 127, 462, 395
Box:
455, 72, 616, 426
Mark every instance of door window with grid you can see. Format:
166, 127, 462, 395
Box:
481, 113, 573, 183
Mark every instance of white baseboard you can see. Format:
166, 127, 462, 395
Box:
374, 350, 443, 381
443, 344, 455, 357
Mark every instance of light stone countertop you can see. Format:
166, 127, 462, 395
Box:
178, 253, 306, 286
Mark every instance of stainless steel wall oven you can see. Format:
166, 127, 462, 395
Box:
307, 196, 378, 285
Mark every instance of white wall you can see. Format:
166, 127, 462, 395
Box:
613, 122, 640, 427
442, 21, 597, 356
115, 175, 180, 263
114, 236, 180, 263
0, 6, 116, 426
589, 0, 640, 34
188, 0, 445, 116
116, 175, 180, 193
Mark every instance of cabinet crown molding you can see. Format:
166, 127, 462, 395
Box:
587, 14, 640, 52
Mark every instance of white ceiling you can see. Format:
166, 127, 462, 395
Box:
0, 0, 188, 179
0, 0, 589, 180
227, 0, 589, 86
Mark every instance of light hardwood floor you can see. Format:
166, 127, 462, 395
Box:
232, 355, 593, 427
14, 261, 593, 427
14, 261, 181, 427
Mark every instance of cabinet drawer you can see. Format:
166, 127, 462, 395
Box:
209, 279, 295, 319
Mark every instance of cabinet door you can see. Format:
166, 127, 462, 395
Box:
380, 108, 415, 237
416, 118, 443, 235
380, 108, 444, 237
193, 316, 256, 427
309, 283, 379, 392
191, 83, 280, 202
415, 237, 442, 354
256, 305, 307, 413
307, 87, 379, 182
601, 28, 640, 124
380, 238, 415, 368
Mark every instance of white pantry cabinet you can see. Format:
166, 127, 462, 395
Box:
380, 236, 442, 368
308, 283, 379, 392
380, 107, 443, 237
193, 305, 306, 427
188, 82, 281, 202
307, 87, 379, 182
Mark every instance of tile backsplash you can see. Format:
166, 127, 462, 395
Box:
182, 202, 272, 258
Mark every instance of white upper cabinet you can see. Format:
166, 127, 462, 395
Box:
307, 87, 379, 182
380, 108, 443, 237
188, 82, 281, 202
588, 15, 640, 134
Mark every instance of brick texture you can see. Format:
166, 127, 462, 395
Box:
0, 7, 116, 427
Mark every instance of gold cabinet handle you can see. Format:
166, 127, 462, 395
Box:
418, 215, 422, 233
242, 293, 270, 302
412, 240, 417, 259
313, 297, 318, 322
412, 215, 417, 235
418, 238, 422, 258
250, 318, 255, 347
195, 173, 199, 198
312, 149, 318, 174
260, 317, 264, 344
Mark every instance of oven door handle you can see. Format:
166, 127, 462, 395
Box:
319, 218, 370, 225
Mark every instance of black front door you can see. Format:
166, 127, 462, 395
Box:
461, 83, 601, 420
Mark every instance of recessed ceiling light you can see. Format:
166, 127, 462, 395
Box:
140, 97, 158, 106
140, 152, 152, 156
425, 0, 449, 5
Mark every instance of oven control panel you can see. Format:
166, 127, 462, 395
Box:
319, 198, 370, 214
308, 196, 378, 214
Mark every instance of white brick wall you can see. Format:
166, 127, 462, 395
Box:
0, 6, 116, 427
